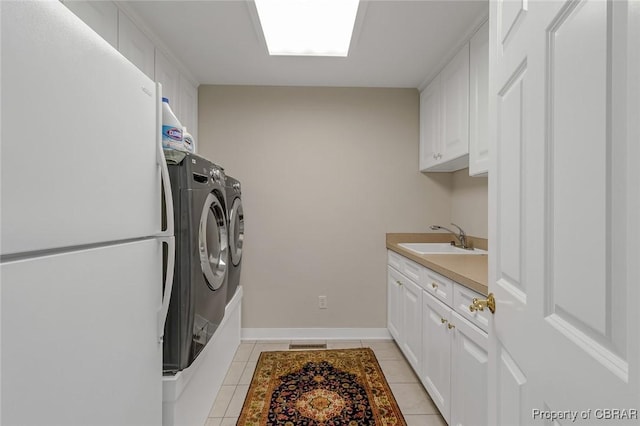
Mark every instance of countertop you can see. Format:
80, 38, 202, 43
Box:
386, 233, 488, 296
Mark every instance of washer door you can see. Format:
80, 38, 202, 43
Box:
199, 192, 228, 290
229, 197, 244, 266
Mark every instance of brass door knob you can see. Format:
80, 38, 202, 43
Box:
440, 318, 447, 324
447, 323, 456, 329
431, 282, 438, 289
396, 280, 403, 286
469, 293, 496, 314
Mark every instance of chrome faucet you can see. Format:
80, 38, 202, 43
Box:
430, 223, 469, 249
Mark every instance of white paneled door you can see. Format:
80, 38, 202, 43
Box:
488, 0, 639, 424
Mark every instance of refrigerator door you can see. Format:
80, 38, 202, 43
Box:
1, 1, 161, 255
1, 239, 163, 425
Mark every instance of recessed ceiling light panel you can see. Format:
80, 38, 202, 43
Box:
254, 0, 360, 57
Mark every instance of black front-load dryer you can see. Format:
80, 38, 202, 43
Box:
224, 175, 244, 304
163, 150, 228, 374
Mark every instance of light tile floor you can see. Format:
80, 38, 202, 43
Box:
204, 339, 446, 426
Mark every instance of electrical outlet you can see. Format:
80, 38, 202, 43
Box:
318, 296, 327, 309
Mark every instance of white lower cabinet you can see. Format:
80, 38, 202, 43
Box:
421, 291, 452, 423
421, 291, 488, 425
387, 265, 423, 374
387, 267, 404, 342
387, 250, 488, 425
400, 277, 422, 372
450, 311, 488, 426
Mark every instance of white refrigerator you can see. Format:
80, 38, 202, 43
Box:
1, 2, 175, 425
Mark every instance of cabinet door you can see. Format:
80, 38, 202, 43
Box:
421, 291, 452, 423
155, 49, 180, 112
440, 43, 470, 164
118, 10, 155, 80
387, 267, 404, 343
401, 278, 423, 374
450, 312, 488, 426
179, 74, 199, 142
469, 21, 489, 176
419, 76, 441, 171
62, 0, 118, 48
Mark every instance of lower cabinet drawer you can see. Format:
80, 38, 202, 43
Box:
422, 268, 454, 306
388, 250, 422, 283
452, 283, 490, 333
388, 250, 403, 271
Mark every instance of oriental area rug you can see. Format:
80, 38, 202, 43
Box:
237, 348, 407, 425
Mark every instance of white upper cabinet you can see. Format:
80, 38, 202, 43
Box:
156, 53, 199, 146
155, 49, 180, 115
179, 74, 199, 142
440, 44, 470, 165
468, 20, 489, 176
61, 1, 200, 146
419, 76, 440, 170
118, 11, 155, 80
420, 43, 470, 172
62, 0, 118, 48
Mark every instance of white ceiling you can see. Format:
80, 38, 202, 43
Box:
125, 0, 488, 88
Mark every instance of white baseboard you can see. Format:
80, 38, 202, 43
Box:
241, 327, 391, 341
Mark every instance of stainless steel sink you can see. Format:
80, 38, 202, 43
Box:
398, 243, 487, 255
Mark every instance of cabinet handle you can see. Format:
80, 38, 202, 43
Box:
396, 280, 403, 286
448, 323, 456, 330
469, 293, 496, 314
431, 282, 438, 289
440, 318, 447, 324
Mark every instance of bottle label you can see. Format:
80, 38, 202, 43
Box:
163, 125, 183, 141
162, 125, 183, 149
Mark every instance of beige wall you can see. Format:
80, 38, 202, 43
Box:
451, 169, 488, 239
198, 85, 452, 328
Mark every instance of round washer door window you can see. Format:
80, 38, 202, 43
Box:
229, 198, 244, 266
199, 192, 228, 290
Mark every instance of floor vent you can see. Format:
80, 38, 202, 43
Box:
289, 343, 327, 350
